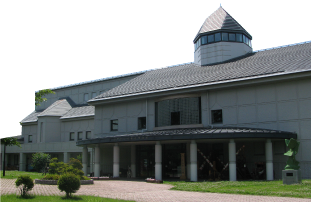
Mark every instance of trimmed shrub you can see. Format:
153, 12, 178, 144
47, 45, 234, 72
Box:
42, 174, 60, 180
57, 173, 80, 198
69, 158, 83, 170
32, 153, 51, 173
15, 175, 34, 197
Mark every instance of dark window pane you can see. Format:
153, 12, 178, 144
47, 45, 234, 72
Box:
70, 132, 75, 141
86, 131, 91, 139
243, 35, 246, 43
201, 36, 207, 45
236, 33, 242, 42
229, 33, 236, 41
78, 132, 83, 140
215, 33, 221, 42
211, 110, 223, 124
208, 34, 214, 43
111, 119, 118, 131
138, 117, 146, 130
249, 39, 252, 47
246, 37, 249, 45
171, 112, 180, 125
222, 33, 228, 41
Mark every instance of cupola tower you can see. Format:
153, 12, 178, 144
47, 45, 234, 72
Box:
194, 7, 252, 66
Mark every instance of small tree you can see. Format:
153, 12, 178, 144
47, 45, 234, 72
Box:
15, 175, 34, 197
57, 173, 80, 198
31, 153, 51, 173
1, 137, 21, 176
35, 89, 55, 106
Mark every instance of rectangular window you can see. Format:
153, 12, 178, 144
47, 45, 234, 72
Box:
70, 132, 75, 141
138, 117, 146, 130
222, 33, 228, 41
215, 33, 221, 42
92, 92, 97, 98
243, 35, 246, 43
236, 33, 242, 42
171, 111, 180, 125
201, 36, 207, 45
28, 135, 33, 143
111, 119, 118, 131
86, 131, 91, 139
78, 132, 83, 140
84, 93, 89, 102
208, 34, 214, 43
229, 33, 236, 41
211, 109, 223, 124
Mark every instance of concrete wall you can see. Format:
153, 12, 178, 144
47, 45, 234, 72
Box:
36, 75, 139, 111
194, 42, 252, 66
61, 119, 94, 142
207, 78, 311, 178
22, 124, 38, 144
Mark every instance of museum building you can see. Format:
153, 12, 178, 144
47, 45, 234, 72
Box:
3, 7, 311, 181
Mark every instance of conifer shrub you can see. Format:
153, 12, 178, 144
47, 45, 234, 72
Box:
57, 173, 80, 198
42, 174, 60, 180
15, 175, 34, 197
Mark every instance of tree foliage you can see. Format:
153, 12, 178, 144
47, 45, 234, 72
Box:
35, 89, 55, 106
57, 173, 81, 198
31, 153, 51, 173
48, 157, 85, 179
1, 137, 21, 176
15, 175, 34, 197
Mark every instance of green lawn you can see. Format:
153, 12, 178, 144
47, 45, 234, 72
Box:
1, 171, 44, 179
1, 194, 134, 202
164, 180, 311, 198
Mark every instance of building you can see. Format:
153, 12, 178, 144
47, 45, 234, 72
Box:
2, 7, 311, 181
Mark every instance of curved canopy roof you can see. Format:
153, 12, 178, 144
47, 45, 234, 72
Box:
77, 127, 297, 146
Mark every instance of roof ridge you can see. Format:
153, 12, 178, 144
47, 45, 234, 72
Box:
254, 40, 311, 53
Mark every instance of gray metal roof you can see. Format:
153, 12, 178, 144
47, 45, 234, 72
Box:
20, 111, 42, 123
77, 127, 297, 145
90, 41, 311, 102
194, 7, 252, 41
61, 106, 95, 119
38, 99, 72, 117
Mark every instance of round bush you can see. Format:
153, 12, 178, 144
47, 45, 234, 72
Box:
57, 173, 80, 198
15, 175, 34, 197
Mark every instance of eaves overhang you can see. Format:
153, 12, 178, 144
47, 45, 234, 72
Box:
88, 69, 311, 106
76, 127, 297, 146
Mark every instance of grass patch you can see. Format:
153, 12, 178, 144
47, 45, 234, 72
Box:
164, 180, 311, 198
1, 171, 44, 179
1, 194, 134, 202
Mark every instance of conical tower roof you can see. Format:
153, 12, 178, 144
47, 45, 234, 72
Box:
194, 7, 252, 42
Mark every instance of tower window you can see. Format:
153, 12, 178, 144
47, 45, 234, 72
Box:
211, 109, 223, 124
222, 33, 228, 41
229, 33, 236, 41
86, 131, 91, 139
78, 132, 83, 140
208, 34, 214, 43
70, 132, 75, 141
215, 33, 221, 42
28, 135, 33, 143
201, 36, 207, 45
236, 33, 242, 42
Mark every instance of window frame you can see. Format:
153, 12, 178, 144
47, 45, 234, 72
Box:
138, 117, 147, 130
86, 131, 91, 139
110, 119, 118, 131
69, 132, 75, 141
28, 135, 33, 143
211, 109, 223, 124
78, 132, 83, 140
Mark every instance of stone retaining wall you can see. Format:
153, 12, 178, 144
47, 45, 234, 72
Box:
35, 179, 94, 185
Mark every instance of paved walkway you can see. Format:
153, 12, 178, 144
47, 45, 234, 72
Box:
1, 179, 311, 202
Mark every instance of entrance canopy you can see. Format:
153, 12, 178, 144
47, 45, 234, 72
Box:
76, 127, 297, 146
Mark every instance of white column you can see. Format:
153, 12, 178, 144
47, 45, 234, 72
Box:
113, 143, 119, 177
186, 143, 191, 180
94, 145, 100, 177
155, 141, 162, 180
229, 139, 236, 181
82, 146, 88, 176
90, 148, 94, 174
131, 145, 136, 178
63, 152, 70, 163
266, 139, 274, 180
19, 153, 26, 171
190, 140, 197, 182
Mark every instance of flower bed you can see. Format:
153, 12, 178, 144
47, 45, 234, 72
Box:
145, 178, 163, 184
90, 176, 120, 180
35, 179, 94, 185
